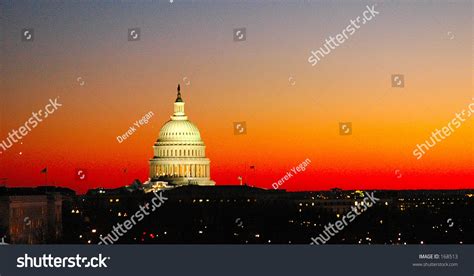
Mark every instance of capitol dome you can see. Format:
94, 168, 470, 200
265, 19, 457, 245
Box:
148, 85, 215, 188
158, 120, 202, 142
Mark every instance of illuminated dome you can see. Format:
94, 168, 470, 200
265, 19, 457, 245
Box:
158, 120, 202, 142
148, 84, 215, 187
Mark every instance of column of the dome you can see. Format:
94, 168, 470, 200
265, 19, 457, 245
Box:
206, 165, 210, 178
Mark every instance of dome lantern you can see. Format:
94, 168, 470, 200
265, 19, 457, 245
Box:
172, 84, 186, 120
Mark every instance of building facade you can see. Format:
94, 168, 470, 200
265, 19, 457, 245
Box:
148, 85, 215, 188
0, 192, 62, 244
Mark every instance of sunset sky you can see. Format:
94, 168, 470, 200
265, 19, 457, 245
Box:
0, 0, 472, 194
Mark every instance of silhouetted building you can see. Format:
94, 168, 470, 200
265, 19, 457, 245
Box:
0, 187, 74, 244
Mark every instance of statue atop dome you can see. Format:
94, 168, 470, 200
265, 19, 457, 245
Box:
175, 84, 183, 102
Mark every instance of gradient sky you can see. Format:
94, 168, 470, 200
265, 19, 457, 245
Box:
0, 0, 472, 194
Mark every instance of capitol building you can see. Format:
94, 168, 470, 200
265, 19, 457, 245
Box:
145, 85, 215, 191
